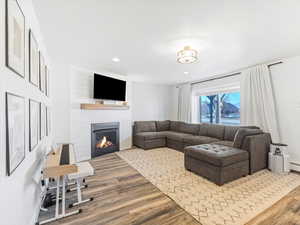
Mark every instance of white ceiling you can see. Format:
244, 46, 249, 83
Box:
33, 0, 300, 84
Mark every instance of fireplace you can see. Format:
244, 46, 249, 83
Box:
91, 122, 119, 158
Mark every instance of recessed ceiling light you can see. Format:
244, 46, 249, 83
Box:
184, 71, 189, 75
112, 57, 120, 62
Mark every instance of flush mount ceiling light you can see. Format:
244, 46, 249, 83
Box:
183, 71, 189, 75
177, 46, 198, 64
112, 57, 120, 62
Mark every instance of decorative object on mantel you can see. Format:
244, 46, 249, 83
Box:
177, 46, 198, 64
80, 102, 129, 110
95, 100, 127, 105
6, 0, 26, 77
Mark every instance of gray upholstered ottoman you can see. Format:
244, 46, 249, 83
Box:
184, 144, 249, 185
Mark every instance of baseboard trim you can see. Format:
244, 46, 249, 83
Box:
31, 195, 43, 225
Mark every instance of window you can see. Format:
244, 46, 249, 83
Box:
199, 92, 240, 125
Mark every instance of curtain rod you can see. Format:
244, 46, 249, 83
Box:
190, 61, 283, 86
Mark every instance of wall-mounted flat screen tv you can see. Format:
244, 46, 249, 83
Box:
93, 73, 126, 101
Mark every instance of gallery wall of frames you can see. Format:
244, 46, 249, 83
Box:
4, 0, 51, 176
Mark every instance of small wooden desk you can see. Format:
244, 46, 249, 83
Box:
38, 144, 81, 225
43, 144, 77, 178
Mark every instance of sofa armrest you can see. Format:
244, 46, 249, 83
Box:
241, 133, 271, 174
233, 128, 263, 148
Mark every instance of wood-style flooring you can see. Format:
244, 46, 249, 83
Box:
39, 153, 199, 225
39, 153, 300, 225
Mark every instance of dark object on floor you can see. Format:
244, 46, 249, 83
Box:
43, 193, 56, 208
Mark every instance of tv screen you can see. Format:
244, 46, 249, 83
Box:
93, 74, 126, 101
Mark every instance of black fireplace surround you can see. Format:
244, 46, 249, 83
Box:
91, 122, 120, 158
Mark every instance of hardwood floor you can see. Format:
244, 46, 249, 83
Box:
40, 153, 199, 225
246, 185, 300, 225
40, 153, 300, 225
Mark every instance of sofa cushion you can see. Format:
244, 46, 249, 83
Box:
199, 123, 225, 140
183, 135, 219, 145
233, 128, 263, 148
224, 126, 241, 141
135, 121, 156, 133
170, 121, 182, 132
212, 140, 234, 147
185, 144, 249, 167
179, 123, 200, 134
224, 125, 261, 141
156, 120, 170, 131
135, 131, 168, 141
165, 131, 191, 141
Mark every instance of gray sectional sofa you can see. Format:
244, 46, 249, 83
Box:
133, 120, 271, 185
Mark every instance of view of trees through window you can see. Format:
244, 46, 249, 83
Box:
200, 92, 240, 125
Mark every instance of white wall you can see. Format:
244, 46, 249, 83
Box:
170, 86, 179, 120
132, 82, 175, 121
0, 0, 52, 225
51, 62, 70, 143
270, 56, 300, 170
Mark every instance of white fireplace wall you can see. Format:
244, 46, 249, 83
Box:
69, 66, 132, 161
55, 65, 176, 161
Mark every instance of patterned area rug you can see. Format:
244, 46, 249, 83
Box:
117, 148, 300, 225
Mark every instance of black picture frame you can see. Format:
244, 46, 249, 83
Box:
29, 99, 40, 151
5, 0, 26, 78
29, 30, 40, 87
39, 102, 42, 140
46, 107, 51, 136
46, 106, 48, 136
45, 67, 50, 97
6, 92, 26, 176
40, 103, 46, 139
39, 52, 46, 93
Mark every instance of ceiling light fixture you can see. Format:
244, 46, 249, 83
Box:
177, 46, 198, 64
184, 71, 189, 75
112, 57, 120, 62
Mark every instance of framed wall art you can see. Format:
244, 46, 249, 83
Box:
29, 30, 40, 87
45, 67, 50, 97
29, 99, 40, 151
6, 0, 25, 77
46, 107, 51, 136
39, 52, 46, 93
40, 103, 46, 139
6, 92, 25, 176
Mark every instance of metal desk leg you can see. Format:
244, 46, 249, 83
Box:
37, 176, 82, 225
55, 177, 60, 218
62, 175, 66, 216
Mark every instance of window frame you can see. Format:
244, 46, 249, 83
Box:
198, 89, 240, 125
